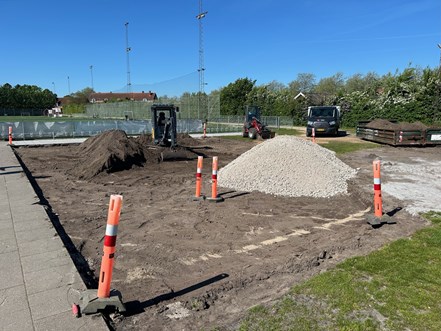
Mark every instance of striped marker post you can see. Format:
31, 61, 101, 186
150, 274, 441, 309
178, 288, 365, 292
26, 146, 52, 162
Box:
78, 194, 126, 315
207, 156, 224, 203
203, 122, 207, 139
373, 160, 383, 218
399, 131, 403, 143
192, 156, 205, 201
97, 195, 123, 298
312, 127, 316, 143
8, 126, 12, 145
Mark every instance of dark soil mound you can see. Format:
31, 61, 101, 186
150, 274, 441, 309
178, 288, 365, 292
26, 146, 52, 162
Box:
177, 133, 203, 147
70, 131, 201, 180
365, 119, 428, 131
134, 134, 163, 164
70, 130, 146, 180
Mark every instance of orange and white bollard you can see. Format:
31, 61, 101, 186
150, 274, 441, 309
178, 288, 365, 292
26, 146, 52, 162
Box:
207, 156, 224, 203
192, 156, 205, 201
8, 126, 12, 145
203, 122, 207, 139
312, 127, 316, 143
97, 195, 123, 298
78, 194, 126, 314
373, 160, 382, 218
399, 131, 403, 143
367, 159, 395, 226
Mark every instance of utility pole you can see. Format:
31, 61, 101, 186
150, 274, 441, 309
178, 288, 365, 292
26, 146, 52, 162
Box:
437, 44, 441, 120
196, 0, 207, 119
438, 44, 441, 79
90, 65, 94, 91
125, 22, 132, 94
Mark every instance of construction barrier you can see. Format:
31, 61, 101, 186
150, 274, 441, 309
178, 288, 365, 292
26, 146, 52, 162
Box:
207, 156, 224, 203
193, 156, 205, 200
78, 194, 126, 315
8, 126, 12, 145
97, 195, 123, 298
373, 160, 383, 218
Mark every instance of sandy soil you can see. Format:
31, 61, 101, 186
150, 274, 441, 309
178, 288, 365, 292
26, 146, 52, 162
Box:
14, 133, 439, 331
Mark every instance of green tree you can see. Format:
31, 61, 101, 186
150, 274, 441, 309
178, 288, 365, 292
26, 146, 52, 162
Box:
0, 83, 55, 111
314, 72, 345, 96
288, 73, 316, 94
220, 78, 255, 115
62, 87, 95, 114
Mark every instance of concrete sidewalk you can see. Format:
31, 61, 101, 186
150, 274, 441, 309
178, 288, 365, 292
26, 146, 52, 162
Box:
0, 143, 108, 330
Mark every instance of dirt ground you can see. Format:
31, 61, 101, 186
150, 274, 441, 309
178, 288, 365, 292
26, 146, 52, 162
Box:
14, 132, 439, 331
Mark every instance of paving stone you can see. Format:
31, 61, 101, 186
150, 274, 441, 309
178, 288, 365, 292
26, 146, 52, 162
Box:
34, 310, 108, 331
24, 264, 83, 295
0, 227, 17, 254
0, 285, 33, 331
0, 250, 23, 290
20, 248, 72, 274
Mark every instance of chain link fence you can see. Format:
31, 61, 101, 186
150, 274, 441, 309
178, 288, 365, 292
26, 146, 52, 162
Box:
85, 94, 221, 120
0, 120, 203, 140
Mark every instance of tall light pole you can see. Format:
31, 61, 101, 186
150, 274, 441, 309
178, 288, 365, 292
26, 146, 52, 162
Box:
90, 65, 94, 91
437, 44, 441, 121
67, 76, 71, 95
196, 0, 208, 119
125, 22, 132, 94
438, 44, 441, 79
52, 82, 56, 95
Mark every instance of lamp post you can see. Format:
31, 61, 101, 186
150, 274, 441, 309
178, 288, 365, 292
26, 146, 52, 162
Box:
67, 76, 71, 95
196, 0, 208, 119
90, 65, 94, 90
438, 44, 441, 79
52, 82, 56, 95
125, 22, 132, 94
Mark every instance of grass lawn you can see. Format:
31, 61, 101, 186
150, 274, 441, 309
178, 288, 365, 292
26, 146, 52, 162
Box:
319, 141, 379, 154
239, 212, 441, 331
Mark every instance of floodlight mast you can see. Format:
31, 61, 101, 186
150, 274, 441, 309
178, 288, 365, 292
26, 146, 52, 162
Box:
438, 44, 441, 79
89, 65, 94, 91
125, 22, 132, 93
197, 0, 208, 119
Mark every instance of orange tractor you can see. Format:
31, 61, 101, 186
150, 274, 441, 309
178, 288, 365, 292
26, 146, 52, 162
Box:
241, 105, 273, 139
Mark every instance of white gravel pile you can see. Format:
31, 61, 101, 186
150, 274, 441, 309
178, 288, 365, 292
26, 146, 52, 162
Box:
218, 136, 357, 198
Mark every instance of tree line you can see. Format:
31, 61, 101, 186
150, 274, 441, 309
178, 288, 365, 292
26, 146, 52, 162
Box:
0, 83, 56, 113
217, 67, 441, 127
2, 65, 440, 126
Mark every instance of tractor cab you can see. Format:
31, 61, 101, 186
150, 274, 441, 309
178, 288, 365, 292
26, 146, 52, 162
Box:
151, 104, 179, 148
245, 105, 261, 122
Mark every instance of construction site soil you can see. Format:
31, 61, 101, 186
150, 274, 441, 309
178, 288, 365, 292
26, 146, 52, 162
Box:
14, 131, 438, 331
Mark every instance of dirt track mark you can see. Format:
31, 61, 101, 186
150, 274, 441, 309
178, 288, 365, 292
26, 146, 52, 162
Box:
179, 208, 370, 266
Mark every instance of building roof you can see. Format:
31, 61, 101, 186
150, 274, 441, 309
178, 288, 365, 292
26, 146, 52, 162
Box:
89, 91, 158, 102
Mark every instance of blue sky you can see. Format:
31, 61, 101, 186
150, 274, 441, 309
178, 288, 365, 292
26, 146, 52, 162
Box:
1, 0, 440, 97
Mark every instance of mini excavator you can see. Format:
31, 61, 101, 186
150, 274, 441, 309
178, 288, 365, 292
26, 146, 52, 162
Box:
151, 104, 179, 148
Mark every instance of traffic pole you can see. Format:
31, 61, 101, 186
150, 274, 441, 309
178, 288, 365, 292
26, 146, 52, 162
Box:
367, 159, 395, 226
97, 195, 123, 298
373, 160, 382, 218
8, 126, 12, 145
192, 156, 205, 201
207, 156, 224, 203
78, 195, 126, 314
